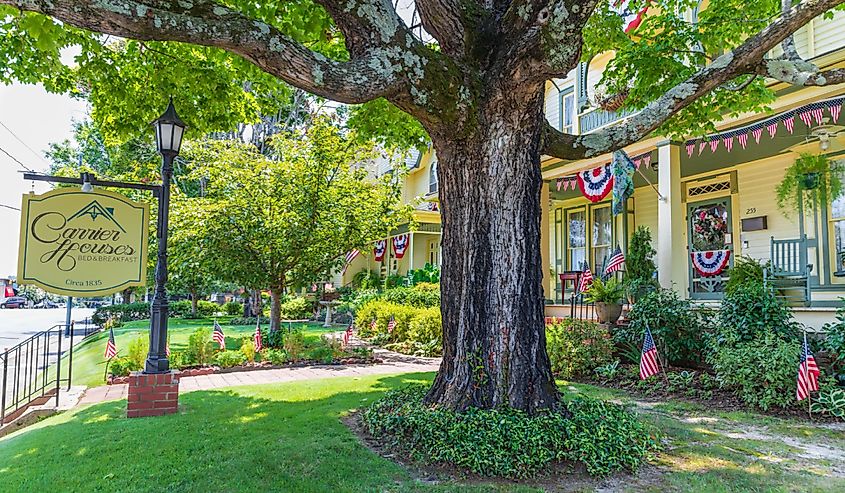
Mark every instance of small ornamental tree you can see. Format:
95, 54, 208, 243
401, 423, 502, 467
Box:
182, 119, 409, 332
625, 226, 657, 300
4, 0, 845, 413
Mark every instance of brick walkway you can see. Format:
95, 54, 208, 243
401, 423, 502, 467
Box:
78, 346, 440, 406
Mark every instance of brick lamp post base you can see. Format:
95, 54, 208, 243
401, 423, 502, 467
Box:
127, 371, 180, 418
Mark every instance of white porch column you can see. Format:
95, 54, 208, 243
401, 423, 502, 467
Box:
540, 182, 551, 300
656, 141, 687, 294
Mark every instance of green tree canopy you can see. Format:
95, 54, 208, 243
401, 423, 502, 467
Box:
180, 118, 410, 330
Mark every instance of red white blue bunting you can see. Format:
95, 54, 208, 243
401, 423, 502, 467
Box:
373, 240, 386, 262
690, 249, 731, 277
554, 151, 651, 200
577, 164, 614, 203
392, 234, 410, 259
685, 96, 844, 158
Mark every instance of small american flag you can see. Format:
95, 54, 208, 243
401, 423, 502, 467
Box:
341, 249, 360, 275
639, 325, 661, 380
387, 316, 396, 334
104, 327, 117, 359
604, 246, 625, 277
165, 340, 171, 357
370, 318, 377, 331
212, 320, 226, 349
253, 325, 263, 352
797, 333, 820, 401
577, 263, 594, 293
343, 324, 353, 346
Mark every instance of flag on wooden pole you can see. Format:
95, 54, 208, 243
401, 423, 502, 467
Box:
577, 262, 594, 294
639, 326, 660, 380
343, 324, 353, 347
104, 327, 117, 359
342, 249, 360, 275
253, 325, 263, 352
603, 246, 625, 278
797, 332, 820, 401
212, 320, 226, 350
387, 316, 396, 334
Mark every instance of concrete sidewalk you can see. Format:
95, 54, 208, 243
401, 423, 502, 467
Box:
78, 347, 440, 406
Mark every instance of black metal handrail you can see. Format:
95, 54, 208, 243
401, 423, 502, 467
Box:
1, 319, 101, 425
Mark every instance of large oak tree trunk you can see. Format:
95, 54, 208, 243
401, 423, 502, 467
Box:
425, 88, 558, 413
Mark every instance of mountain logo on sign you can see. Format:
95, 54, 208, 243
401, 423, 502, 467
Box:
67, 200, 126, 233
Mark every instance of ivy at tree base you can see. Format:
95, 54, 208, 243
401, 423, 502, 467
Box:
362, 385, 659, 478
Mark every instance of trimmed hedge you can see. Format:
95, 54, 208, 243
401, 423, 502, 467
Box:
363, 385, 659, 478
355, 300, 442, 355
546, 319, 614, 378
92, 303, 150, 325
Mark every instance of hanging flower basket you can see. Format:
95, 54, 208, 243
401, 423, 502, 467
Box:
802, 172, 820, 190
594, 88, 629, 112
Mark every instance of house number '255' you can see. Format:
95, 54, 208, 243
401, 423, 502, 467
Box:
745, 208, 756, 215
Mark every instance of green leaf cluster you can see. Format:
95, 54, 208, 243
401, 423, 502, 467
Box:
776, 154, 844, 217
363, 385, 659, 478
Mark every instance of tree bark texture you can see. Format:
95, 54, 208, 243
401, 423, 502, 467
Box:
425, 88, 558, 413
190, 290, 199, 318
269, 287, 283, 333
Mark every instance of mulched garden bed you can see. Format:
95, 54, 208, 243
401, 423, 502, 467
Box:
572, 363, 841, 423
107, 356, 381, 385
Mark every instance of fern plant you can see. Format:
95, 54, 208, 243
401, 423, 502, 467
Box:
776, 154, 843, 217
584, 278, 625, 304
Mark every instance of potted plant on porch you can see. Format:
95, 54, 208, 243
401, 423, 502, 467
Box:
776, 153, 843, 216
584, 277, 625, 324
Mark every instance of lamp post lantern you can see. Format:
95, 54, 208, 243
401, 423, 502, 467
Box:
145, 98, 186, 373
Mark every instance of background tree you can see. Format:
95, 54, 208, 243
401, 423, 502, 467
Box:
3, 0, 844, 412
183, 118, 409, 331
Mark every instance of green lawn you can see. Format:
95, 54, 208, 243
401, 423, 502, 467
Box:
66, 318, 336, 389
1, 373, 843, 492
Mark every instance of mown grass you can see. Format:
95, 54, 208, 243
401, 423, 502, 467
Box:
1, 375, 843, 492
65, 318, 335, 389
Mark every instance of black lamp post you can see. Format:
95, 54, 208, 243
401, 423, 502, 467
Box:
145, 98, 186, 373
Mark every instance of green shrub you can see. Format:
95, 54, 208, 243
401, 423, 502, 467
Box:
169, 300, 193, 318
222, 301, 243, 316
623, 288, 709, 365
718, 283, 798, 344
228, 316, 271, 326
168, 350, 186, 370
279, 297, 311, 319
283, 330, 305, 362
810, 378, 845, 420
711, 333, 800, 411
185, 328, 213, 366
308, 345, 334, 364
407, 307, 442, 347
381, 285, 440, 308
583, 277, 624, 304
822, 302, 845, 384
546, 319, 614, 378
263, 348, 287, 365
407, 263, 440, 284
352, 270, 383, 290
724, 256, 767, 295
624, 226, 658, 300
196, 300, 219, 317
127, 335, 148, 370
363, 385, 658, 478
108, 357, 135, 377
355, 300, 420, 340
92, 302, 150, 325
214, 350, 246, 368
241, 337, 257, 363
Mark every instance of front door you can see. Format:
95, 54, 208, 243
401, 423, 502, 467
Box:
688, 198, 733, 299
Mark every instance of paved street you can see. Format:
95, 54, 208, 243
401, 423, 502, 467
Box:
0, 307, 95, 350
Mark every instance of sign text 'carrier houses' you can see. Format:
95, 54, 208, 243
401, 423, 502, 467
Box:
17, 187, 150, 297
